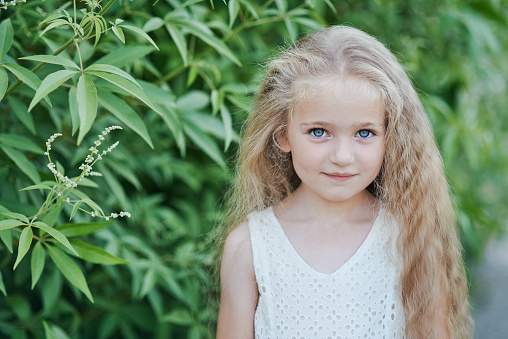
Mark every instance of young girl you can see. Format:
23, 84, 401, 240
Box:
216, 26, 473, 338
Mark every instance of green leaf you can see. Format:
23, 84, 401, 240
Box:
69, 86, 79, 135
85, 64, 141, 89
56, 221, 115, 237
20, 184, 53, 191
1, 63, 51, 105
111, 25, 125, 44
160, 309, 193, 325
0, 229, 13, 253
20, 55, 80, 70
0, 19, 14, 61
170, 18, 241, 66
42, 321, 57, 339
1, 211, 30, 223
80, 198, 105, 217
28, 70, 78, 112
76, 74, 98, 145
120, 24, 159, 50
97, 90, 153, 148
0, 270, 6, 296
31, 241, 46, 289
7, 96, 36, 135
89, 71, 160, 114
69, 200, 81, 221
228, 0, 240, 28
142, 17, 164, 32
69, 239, 128, 265
0, 219, 24, 231
0, 133, 43, 154
165, 24, 188, 66
32, 221, 78, 256
94, 46, 155, 68
183, 119, 225, 168
220, 103, 233, 151
0, 67, 7, 100
39, 19, 72, 37
14, 226, 33, 270
47, 245, 94, 303
1, 146, 41, 184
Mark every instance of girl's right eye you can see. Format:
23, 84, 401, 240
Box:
310, 128, 326, 138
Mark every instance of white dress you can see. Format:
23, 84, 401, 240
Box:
248, 206, 406, 339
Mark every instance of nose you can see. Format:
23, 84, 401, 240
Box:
329, 138, 354, 166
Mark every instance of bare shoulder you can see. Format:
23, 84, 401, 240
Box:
217, 221, 258, 339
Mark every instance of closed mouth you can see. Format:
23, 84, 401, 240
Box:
324, 172, 357, 180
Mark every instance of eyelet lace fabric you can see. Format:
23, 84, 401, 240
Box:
248, 207, 406, 339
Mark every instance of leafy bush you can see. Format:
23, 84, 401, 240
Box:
0, 0, 506, 337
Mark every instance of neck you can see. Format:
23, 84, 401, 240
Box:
280, 186, 378, 226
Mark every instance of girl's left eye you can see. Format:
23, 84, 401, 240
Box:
357, 130, 373, 138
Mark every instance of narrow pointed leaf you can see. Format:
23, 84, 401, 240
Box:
76, 74, 98, 145
120, 24, 159, 50
0, 270, 6, 296
0, 133, 44, 154
89, 71, 160, 114
39, 19, 71, 37
56, 221, 115, 237
69, 86, 79, 135
80, 198, 104, 217
20, 55, 80, 70
0, 219, 24, 230
14, 226, 33, 270
165, 24, 188, 66
0, 19, 14, 61
47, 245, 94, 302
7, 96, 36, 134
1, 146, 40, 184
220, 103, 233, 151
2, 64, 51, 105
69, 239, 129, 265
1, 212, 29, 223
94, 46, 154, 68
97, 90, 153, 148
0, 67, 7, 100
85, 64, 141, 89
32, 221, 78, 256
0, 229, 13, 252
42, 321, 57, 339
228, 0, 239, 28
69, 200, 81, 221
28, 70, 78, 111
31, 241, 46, 289
183, 119, 225, 168
20, 184, 53, 191
111, 25, 125, 43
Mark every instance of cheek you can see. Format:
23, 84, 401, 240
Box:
361, 144, 385, 173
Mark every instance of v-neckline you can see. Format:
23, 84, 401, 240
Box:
268, 206, 382, 277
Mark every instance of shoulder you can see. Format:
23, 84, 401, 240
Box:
223, 221, 252, 261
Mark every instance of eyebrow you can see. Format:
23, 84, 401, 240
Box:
299, 121, 384, 129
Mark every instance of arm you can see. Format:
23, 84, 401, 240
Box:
216, 222, 259, 339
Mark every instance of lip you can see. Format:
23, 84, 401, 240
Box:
323, 172, 357, 181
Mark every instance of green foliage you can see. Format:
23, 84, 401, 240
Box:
0, 0, 506, 337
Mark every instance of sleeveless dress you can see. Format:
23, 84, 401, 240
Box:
248, 206, 406, 339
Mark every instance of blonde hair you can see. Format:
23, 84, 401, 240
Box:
218, 25, 473, 338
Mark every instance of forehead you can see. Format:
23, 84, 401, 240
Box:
291, 75, 384, 108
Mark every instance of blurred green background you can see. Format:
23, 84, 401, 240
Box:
0, 0, 507, 337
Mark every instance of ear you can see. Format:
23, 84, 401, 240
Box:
275, 130, 291, 153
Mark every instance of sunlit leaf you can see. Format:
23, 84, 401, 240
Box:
32, 221, 78, 256
160, 309, 193, 325
68, 86, 79, 135
85, 64, 141, 89
1, 211, 30, 223
0, 19, 13, 61
0, 67, 7, 100
14, 226, 32, 270
220, 103, 233, 151
1, 63, 52, 105
0, 220, 25, 231
0, 270, 6, 296
97, 90, 153, 148
47, 245, 94, 302
20, 55, 80, 70
111, 25, 125, 44
31, 241, 46, 289
0, 229, 13, 253
165, 24, 188, 66
28, 70, 78, 111
120, 24, 160, 50
76, 74, 98, 144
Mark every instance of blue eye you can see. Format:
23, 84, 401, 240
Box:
311, 129, 325, 137
358, 130, 372, 138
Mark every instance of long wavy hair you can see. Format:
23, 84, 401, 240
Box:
217, 25, 473, 338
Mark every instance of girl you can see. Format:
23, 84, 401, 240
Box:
216, 26, 473, 338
